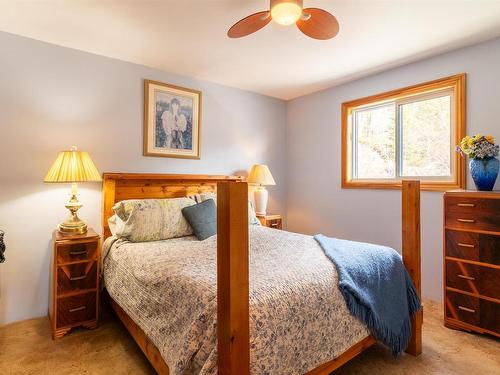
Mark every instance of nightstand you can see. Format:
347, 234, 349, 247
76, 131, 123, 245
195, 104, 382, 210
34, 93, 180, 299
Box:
257, 214, 282, 229
49, 228, 100, 339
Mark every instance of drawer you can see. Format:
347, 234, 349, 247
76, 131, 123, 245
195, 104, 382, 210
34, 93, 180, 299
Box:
446, 260, 500, 299
267, 218, 282, 229
445, 197, 500, 232
57, 240, 98, 264
480, 299, 500, 333
56, 292, 96, 328
445, 290, 480, 326
57, 261, 97, 295
446, 230, 500, 265
479, 234, 500, 266
445, 230, 479, 261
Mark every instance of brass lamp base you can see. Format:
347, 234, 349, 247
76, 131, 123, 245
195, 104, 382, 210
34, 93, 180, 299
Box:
58, 221, 88, 235
58, 183, 88, 235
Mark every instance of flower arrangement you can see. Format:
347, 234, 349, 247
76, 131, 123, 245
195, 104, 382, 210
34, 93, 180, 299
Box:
456, 134, 499, 159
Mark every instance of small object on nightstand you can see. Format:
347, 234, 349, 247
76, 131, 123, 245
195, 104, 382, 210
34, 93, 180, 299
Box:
49, 228, 100, 339
257, 214, 282, 229
247, 164, 276, 215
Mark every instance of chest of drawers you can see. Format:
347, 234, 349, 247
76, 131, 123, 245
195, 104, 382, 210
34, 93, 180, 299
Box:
443, 191, 500, 337
49, 229, 100, 339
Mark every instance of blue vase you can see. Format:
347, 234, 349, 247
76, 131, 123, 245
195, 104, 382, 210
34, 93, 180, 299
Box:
469, 157, 500, 191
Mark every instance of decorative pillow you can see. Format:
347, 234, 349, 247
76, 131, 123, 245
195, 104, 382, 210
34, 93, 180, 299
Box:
198, 192, 261, 226
107, 214, 124, 236
112, 197, 196, 242
181, 199, 217, 240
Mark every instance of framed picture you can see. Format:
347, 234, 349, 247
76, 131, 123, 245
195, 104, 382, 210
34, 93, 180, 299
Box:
144, 79, 201, 159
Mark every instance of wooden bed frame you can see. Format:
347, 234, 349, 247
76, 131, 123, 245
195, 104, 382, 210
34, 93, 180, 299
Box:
102, 173, 422, 375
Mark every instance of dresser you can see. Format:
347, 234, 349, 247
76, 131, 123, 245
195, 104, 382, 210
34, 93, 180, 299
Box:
49, 229, 100, 339
443, 190, 500, 337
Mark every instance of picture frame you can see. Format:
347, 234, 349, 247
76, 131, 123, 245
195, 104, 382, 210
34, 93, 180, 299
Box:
144, 79, 202, 159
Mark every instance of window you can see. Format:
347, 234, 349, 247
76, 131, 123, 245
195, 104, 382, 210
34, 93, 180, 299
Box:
342, 74, 465, 191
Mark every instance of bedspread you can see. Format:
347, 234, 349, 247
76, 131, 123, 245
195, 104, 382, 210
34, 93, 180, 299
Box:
103, 226, 369, 375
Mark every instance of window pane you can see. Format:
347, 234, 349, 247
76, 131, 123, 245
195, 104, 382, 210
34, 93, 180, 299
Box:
354, 104, 396, 179
400, 95, 451, 177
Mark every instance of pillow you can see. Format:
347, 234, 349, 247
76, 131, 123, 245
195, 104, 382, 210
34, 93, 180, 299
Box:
107, 214, 124, 236
198, 192, 261, 226
181, 199, 217, 240
112, 197, 196, 242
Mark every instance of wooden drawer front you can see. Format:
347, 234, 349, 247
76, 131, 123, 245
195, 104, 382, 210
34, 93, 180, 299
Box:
446, 291, 480, 326
480, 299, 500, 333
446, 260, 500, 299
479, 234, 500, 266
446, 230, 500, 265
445, 197, 500, 232
57, 292, 96, 328
445, 230, 479, 261
57, 262, 97, 295
267, 218, 282, 229
57, 241, 97, 264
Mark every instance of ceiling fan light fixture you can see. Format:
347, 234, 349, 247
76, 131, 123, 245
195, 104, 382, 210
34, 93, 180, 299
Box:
270, 0, 303, 26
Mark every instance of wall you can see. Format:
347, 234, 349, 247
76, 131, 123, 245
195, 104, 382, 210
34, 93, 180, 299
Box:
0, 32, 287, 324
286, 37, 500, 302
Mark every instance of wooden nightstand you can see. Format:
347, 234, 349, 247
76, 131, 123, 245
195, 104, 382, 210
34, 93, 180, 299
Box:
49, 228, 100, 339
257, 214, 283, 229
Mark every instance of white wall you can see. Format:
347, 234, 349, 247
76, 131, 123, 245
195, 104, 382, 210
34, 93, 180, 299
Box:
0, 32, 287, 324
286, 37, 500, 302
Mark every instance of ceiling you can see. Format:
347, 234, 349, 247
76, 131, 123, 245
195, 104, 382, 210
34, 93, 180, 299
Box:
1, 0, 500, 100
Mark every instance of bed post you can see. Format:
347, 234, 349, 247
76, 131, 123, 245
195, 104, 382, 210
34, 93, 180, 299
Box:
217, 181, 250, 375
102, 175, 116, 239
402, 180, 422, 356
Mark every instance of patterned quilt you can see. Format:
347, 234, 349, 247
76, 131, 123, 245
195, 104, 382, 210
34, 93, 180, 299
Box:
103, 226, 369, 375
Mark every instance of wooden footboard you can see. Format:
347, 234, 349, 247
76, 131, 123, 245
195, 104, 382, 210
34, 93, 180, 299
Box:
216, 179, 422, 374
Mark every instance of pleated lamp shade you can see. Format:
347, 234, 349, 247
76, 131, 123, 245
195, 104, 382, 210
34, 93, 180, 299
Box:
44, 148, 101, 183
247, 164, 276, 186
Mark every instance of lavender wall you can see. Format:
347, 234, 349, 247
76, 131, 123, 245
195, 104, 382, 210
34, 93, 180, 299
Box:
0, 32, 286, 324
286, 37, 500, 302
1, 31, 499, 324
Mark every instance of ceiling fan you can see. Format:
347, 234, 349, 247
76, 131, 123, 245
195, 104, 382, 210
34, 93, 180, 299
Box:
227, 0, 339, 40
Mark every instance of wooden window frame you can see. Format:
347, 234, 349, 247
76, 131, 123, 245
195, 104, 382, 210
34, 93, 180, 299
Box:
341, 74, 466, 191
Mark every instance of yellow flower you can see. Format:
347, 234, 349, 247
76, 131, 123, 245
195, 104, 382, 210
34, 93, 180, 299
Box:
485, 135, 495, 144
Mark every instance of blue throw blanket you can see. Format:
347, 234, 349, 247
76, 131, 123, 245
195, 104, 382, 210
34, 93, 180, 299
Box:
314, 235, 421, 356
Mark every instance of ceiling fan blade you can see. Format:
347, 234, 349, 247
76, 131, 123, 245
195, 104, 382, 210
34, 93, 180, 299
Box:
228, 11, 271, 38
296, 8, 339, 40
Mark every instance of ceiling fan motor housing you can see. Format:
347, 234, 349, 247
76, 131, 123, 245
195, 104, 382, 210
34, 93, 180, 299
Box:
270, 0, 304, 25
270, 0, 303, 8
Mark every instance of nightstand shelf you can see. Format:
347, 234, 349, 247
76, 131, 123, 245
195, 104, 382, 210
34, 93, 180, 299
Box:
49, 228, 100, 339
257, 214, 282, 229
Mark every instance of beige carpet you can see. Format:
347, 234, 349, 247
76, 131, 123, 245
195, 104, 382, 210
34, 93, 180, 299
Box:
0, 300, 498, 375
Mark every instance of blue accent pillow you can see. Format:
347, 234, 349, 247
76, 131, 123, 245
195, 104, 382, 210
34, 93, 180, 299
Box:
181, 199, 217, 240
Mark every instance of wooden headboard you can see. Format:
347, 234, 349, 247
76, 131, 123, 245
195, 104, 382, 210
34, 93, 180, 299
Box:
102, 173, 243, 239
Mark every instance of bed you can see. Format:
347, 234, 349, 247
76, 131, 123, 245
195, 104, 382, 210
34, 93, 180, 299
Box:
101, 173, 422, 375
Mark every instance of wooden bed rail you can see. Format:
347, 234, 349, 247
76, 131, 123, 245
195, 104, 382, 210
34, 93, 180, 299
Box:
216, 179, 422, 374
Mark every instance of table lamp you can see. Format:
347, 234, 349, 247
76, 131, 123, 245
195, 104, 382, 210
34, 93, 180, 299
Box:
44, 146, 101, 234
247, 164, 276, 215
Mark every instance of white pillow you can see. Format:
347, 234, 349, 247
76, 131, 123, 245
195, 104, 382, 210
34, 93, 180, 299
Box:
107, 214, 122, 236
112, 197, 196, 242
